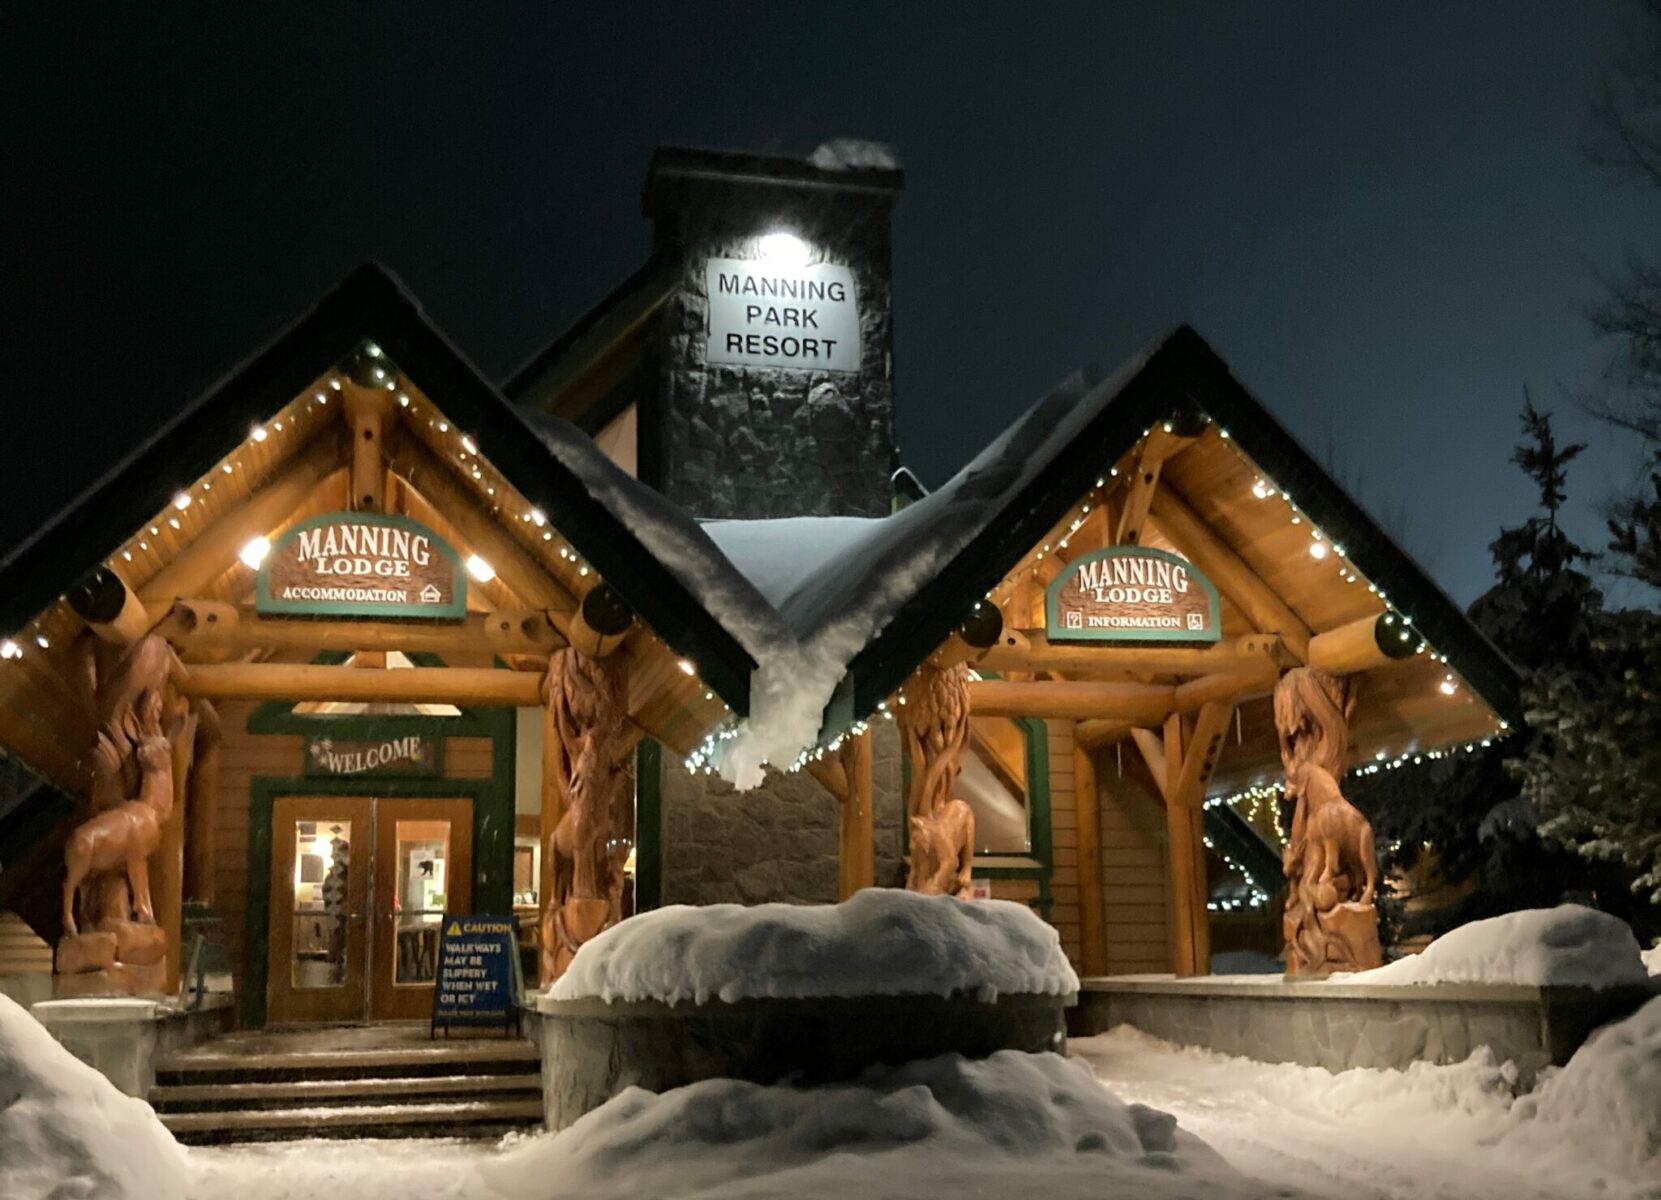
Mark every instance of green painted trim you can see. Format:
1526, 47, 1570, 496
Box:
256, 511, 467, 619
1044, 546, 1221, 644
634, 740, 662, 911
241, 654, 516, 1028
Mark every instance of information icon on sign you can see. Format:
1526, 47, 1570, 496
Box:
1065, 611, 1083, 630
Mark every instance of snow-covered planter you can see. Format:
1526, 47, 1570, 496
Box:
533, 891, 1079, 1129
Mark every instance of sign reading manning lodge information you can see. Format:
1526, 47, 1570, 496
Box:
304, 734, 438, 777
257, 512, 466, 620
431, 915, 521, 1034
705, 257, 860, 372
1046, 546, 1221, 643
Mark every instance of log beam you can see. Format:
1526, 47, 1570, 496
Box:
138, 435, 342, 615
1169, 701, 1235, 810
966, 678, 1174, 723
1308, 611, 1423, 674
1114, 427, 1192, 544
1075, 718, 1131, 750
179, 662, 543, 706
1147, 485, 1313, 661
67, 568, 151, 646
1161, 713, 1209, 975
159, 601, 565, 659
980, 631, 1279, 679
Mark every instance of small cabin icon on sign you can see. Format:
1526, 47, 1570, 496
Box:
419, 584, 442, 604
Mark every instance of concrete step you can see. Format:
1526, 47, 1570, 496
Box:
162, 1096, 543, 1145
150, 1072, 541, 1113
155, 1040, 538, 1085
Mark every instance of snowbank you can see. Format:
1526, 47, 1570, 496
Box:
1509, 996, 1661, 1172
0, 993, 190, 1200
807, 138, 901, 171
548, 889, 1079, 1004
1342, 905, 1648, 988
487, 1050, 1276, 1200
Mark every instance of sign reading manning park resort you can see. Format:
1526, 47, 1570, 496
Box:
705, 257, 860, 372
256, 512, 466, 620
1046, 546, 1221, 644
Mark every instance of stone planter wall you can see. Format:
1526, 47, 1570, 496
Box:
31, 992, 235, 1097
531, 989, 1073, 1130
1069, 975, 1656, 1085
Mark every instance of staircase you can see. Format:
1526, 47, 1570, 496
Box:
151, 1028, 542, 1144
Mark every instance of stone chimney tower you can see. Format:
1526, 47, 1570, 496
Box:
642, 144, 903, 519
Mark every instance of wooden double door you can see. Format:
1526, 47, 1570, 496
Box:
268, 795, 472, 1024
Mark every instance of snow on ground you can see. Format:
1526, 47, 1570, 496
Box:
1645, 941, 1661, 976
550, 889, 1079, 1004
480, 1049, 1288, 1200
1342, 904, 1650, 988
0, 993, 190, 1200
1075, 1015, 1661, 1200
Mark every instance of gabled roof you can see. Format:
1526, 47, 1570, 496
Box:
701, 326, 1520, 778
0, 263, 760, 715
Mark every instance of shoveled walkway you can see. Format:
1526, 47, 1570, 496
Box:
154, 1022, 542, 1144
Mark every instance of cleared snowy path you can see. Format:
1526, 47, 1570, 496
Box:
1073, 1028, 1660, 1200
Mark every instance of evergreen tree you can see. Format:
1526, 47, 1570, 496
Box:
1349, 402, 1634, 937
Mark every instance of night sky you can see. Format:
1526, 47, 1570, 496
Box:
3, 3, 1653, 606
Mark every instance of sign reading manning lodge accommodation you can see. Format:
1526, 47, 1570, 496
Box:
257, 512, 466, 620
1046, 546, 1221, 643
705, 257, 860, 372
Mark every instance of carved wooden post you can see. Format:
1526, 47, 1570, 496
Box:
1275, 666, 1382, 976
839, 730, 874, 898
898, 660, 976, 897
539, 648, 629, 984
1072, 735, 1108, 976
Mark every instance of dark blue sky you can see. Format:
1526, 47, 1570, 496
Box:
2, 2, 1653, 605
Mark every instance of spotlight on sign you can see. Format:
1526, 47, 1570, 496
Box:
758, 230, 811, 268
239, 536, 271, 570
465, 554, 496, 583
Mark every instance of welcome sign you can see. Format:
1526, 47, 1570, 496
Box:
304, 734, 438, 777
705, 258, 860, 372
257, 512, 466, 620
1046, 546, 1221, 643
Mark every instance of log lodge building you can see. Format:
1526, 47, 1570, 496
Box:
0, 145, 1518, 1028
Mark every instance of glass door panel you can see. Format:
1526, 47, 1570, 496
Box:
371, 799, 472, 1020
268, 796, 371, 1023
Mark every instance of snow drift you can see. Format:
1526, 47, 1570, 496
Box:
1508, 996, 1661, 1172
548, 889, 1080, 1004
0, 993, 189, 1200
487, 1050, 1277, 1200
1344, 904, 1649, 988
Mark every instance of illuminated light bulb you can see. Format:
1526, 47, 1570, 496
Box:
757, 230, 811, 268
397, 393, 410, 408
460, 434, 477, 454
168, 517, 181, 530
251, 426, 268, 442
678, 659, 696, 676
1439, 677, 1458, 696
1308, 541, 1328, 560
35, 634, 49, 649
437, 421, 449, 433
239, 537, 271, 569
1251, 479, 1271, 499
529, 509, 546, 527
273, 421, 283, 431
222, 463, 234, 473
0, 640, 20, 660
173, 492, 192, 511
365, 342, 382, 358
465, 554, 496, 583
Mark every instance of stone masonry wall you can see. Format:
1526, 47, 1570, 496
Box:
654, 219, 896, 520
659, 722, 904, 906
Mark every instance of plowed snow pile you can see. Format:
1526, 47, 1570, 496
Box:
0, 992, 189, 1200
1344, 904, 1648, 987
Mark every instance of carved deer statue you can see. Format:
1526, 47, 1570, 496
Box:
61, 690, 174, 935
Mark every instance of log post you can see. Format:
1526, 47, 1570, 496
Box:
343, 380, 393, 512
184, 700, 221, 906
1162, 713, 1207, 976
1072, 735, 1107, 975
538, 686, 563, 979
839, 730, 875, 899
156, 707, 196, 994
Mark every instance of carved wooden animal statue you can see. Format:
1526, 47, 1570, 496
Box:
899, 660, 978, 897
61, 695, 174, 935
908, 800, 976, 896
1273, 666, 1382, 975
